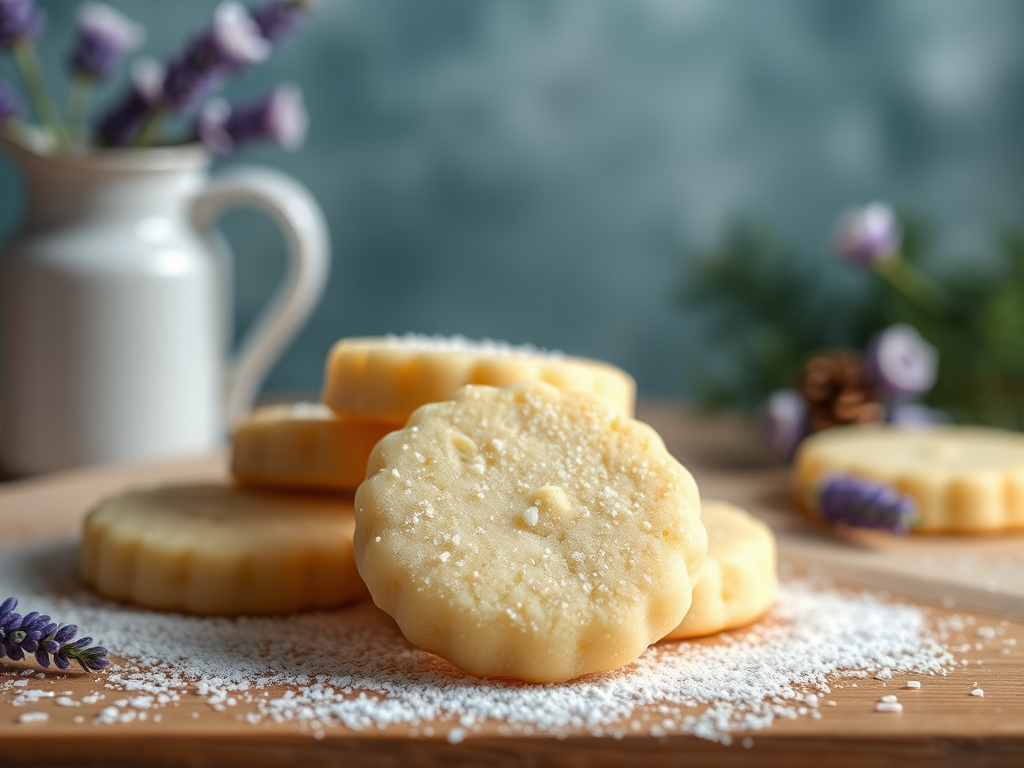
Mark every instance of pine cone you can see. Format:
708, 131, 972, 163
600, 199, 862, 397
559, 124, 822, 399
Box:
799, 351, 883, 433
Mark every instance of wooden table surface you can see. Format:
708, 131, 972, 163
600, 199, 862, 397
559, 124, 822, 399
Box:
2, 401, 1023, 767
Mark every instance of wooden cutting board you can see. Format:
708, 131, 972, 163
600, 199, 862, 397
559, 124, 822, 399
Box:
1, 401, 1023, 767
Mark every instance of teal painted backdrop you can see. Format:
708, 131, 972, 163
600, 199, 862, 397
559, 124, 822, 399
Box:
3, 0, 1024, 396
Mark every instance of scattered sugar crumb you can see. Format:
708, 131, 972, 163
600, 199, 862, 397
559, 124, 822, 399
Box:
17, 712, 49, 724
880, 695, 898, 704
906, 681, 921, 689
0, 540, 961, 743
971, 689, 985, 697
874, 702, 903, 713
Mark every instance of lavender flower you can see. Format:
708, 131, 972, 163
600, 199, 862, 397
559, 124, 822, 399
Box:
251, 0, 315, 42
836, 202, 900, 265
161, 2, 271, 113
866, 324, 938, 398
0, 78, 20, 123
68, 3, 145, 81
760, 389, 807, 461
197, 83, 307, 155
0, 596, 108, 672
818, 474, 916, 534
95, 56, 164, 146
0, 0, 43, 48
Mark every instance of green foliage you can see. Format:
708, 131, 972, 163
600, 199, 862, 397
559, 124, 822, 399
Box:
680, 216, 1024, 430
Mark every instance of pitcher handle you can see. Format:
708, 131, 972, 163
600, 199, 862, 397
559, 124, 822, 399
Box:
191, 166, 329, 429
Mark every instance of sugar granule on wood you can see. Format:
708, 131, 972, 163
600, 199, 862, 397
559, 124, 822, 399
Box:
0, 539, 956, 743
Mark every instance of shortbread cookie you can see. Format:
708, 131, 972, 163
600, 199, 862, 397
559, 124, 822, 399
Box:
80, 484, 368, 615
323, 334, 636, 424
795, 425, 1024, 532
231, 402, 397, 492
662, 500, 776, 640
354, 381, 705, 683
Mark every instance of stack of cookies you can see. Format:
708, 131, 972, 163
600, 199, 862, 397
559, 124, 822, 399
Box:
79, 335, 777, 683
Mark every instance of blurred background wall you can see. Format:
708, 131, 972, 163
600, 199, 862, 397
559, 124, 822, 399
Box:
3, 0, 1024, 398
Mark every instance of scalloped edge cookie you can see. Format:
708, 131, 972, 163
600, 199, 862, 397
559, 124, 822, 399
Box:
662, 500, 777, 640
231, 402, 398, 492
80, 483, 368, 615
794, 425, 1024, 532
353, 381, 704, 683
322, 335, 636, 424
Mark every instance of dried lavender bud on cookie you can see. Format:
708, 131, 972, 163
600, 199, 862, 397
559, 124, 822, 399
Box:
353, 381, 705, 683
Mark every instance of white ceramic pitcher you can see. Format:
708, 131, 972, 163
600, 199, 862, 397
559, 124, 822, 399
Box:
0, 134, 329, 475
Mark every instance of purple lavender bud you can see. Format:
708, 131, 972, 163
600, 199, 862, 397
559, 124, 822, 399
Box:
95, 56, 164, 146
0, 79, 20, 123
162, 2, 270, 112
866, 324, 938, 398
818, 473, 916, 534
74, 636, 94, 648
5, 643, 24, 661
0, 611, 21, 632
53, 653, 70, 670
54, 624, 78, 644
836, 202, 901, 265
197, 83, 308, 155
34, 648, 50, 668
760, 389, 807, 461
0, 596, 16, 615
68, 3, 145, 81
251, 0, 314, 42
90, 655, 110, 671
0, 0, 44, 48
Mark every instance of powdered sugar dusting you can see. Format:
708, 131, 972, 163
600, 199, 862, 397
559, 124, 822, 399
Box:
383, 334, 564, 359
0, 539, 956, 742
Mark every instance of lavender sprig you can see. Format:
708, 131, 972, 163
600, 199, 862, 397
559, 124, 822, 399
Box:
818, 474, 916, 534
95, 56, 163, 147
251, 0, 315, 42
0, 596, 108, 673
0, 0, 67, 150
0, 0, 43, 48
125, 2, 270, 148
197, 83, 308, 155
66, 3, 145, 145
835, 202, 945, 315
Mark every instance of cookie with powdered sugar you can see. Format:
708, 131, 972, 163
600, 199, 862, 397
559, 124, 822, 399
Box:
322, 334, 635, 424
353, 381, 705, 683
662, 500, 777, 640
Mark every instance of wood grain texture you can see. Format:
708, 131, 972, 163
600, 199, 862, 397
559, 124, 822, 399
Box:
1, 402, 1023, 767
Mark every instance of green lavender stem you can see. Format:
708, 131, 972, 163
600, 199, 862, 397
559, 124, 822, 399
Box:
66, 76, 93, 149
12, 39, 68, 152
130, 107, 164, 148
876, 257, 946, 316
